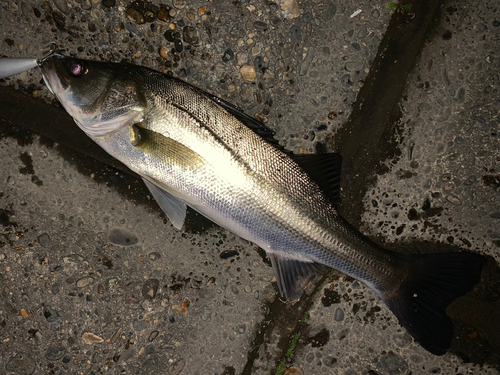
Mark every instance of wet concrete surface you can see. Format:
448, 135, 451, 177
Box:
0, 0, 499, 374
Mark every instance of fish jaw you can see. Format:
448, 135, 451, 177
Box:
40, 55, 70, 102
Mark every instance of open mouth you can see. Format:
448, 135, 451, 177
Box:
39, 54, 72, 96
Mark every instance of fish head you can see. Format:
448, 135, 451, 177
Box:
40, 54, 146, 137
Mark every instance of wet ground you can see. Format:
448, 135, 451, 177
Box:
0, 0, 499, 374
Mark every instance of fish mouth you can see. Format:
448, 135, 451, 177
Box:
38, 54, 70, 96
38, 54, 91, 133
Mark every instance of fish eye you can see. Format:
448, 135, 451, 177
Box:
69, 61, 87, 77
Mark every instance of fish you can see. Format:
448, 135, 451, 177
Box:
39, 54, 486, 355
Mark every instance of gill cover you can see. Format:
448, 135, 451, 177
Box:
40, 55, 146, 137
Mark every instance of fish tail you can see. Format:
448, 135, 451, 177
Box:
381, 251, 486, 355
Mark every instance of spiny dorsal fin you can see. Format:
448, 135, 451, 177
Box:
206, 94, 289, 151
292, 153, 342, 206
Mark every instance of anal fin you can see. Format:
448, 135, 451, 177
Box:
268, 253, 323, 301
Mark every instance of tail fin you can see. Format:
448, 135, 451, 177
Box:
382, 252, 486, 355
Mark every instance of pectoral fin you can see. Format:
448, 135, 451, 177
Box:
142, 178, 187, 230
268, 253, 324, 301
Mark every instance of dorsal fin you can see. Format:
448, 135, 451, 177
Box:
206, 94, 289, 151
292, 153, 342, 206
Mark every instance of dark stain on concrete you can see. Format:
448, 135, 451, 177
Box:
332, 0, 445, 229
18, 151, 44, 186
0, 208, 15, 227
306, 328, 330, 348
482, 174, 500, 189
364, 306, 382, 324
321, 289, 341, 307
19, 151, 35, 175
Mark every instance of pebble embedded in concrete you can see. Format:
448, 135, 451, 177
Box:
240, 65, 257, 82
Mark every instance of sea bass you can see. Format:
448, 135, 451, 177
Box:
39, 54, 485, 355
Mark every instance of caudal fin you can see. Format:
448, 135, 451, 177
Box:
382, 251, 486, 355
